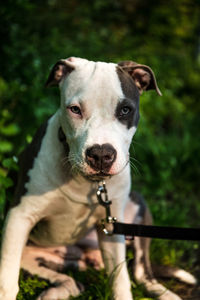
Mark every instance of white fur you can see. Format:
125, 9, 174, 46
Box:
59, 59, 136, 176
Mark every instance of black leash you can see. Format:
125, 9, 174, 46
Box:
96, 181, 200, 241
113, 222, 200, 241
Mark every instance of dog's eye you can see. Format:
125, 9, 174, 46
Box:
69, 106, 82, 115
119, 106, 131, 116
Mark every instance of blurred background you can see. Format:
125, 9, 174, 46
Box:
0, 0, 200, 298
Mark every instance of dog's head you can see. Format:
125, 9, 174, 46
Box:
46, 57, 161, 180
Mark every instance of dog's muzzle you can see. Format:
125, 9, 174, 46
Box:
85, 143, 117, 174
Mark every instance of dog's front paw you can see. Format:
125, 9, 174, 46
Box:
36, 277, 82, 300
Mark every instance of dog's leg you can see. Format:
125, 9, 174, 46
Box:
21, 245, 82, 300
127, 192, 182, 300
97, 199, 133, 300
98, 232, 133, 300
0, 205, 39, 300
22, 244, 87, 271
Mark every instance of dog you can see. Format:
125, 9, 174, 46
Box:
0, 57, 196, 300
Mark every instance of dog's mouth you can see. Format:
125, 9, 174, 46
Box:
81, 160, 129, 182
84, 172, 111, 181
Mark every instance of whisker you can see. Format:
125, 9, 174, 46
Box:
129, 161, 140, 175
129, 156, 142, 167
61, 153, 82, 172
131, 140, 143, 147
130, 143, 136, 155
129, 155, 141, 175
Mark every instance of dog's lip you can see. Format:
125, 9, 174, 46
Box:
84, 171, 112, 181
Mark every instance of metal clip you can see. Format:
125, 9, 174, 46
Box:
101, 217, 117, 236
96, 181, 111, 207
96, 181, 117, 236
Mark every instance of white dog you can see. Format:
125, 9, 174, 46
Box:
0, 57, 195, 300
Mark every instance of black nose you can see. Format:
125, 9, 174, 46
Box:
85, 144, 117, 172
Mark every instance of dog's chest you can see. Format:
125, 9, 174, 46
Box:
29, 197, 105, 246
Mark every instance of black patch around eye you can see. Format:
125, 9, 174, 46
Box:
115, 99, 140, 129
116, 66, 140, 129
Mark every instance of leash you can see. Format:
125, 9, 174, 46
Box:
96, 181, 200, 241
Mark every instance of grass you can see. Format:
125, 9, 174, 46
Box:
17, 267, 154, 300
17, 271, 49, 300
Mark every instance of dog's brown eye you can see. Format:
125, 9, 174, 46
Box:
69, 106, 82, 115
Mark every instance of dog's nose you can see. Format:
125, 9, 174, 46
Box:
85, 144, 117, 172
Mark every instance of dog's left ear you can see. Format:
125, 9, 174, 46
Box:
118, 61, 162, 96
45, 60, 75, 87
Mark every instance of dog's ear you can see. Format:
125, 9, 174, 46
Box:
45, 60, 75, 87
118, 61, 162, 96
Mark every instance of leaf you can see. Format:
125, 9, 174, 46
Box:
0, 123, 20, 136
2, 157, 18, 171
0, 140, 13, 153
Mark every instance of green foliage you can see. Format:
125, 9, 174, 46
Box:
0, 156, 18, 220
17, 271, 49, 300
0, 0, 200, 298
16, 267, 154, 300
70, 268, 112, 300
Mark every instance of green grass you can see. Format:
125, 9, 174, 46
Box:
17, 267, 154, 300
17, 271, 49, 300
